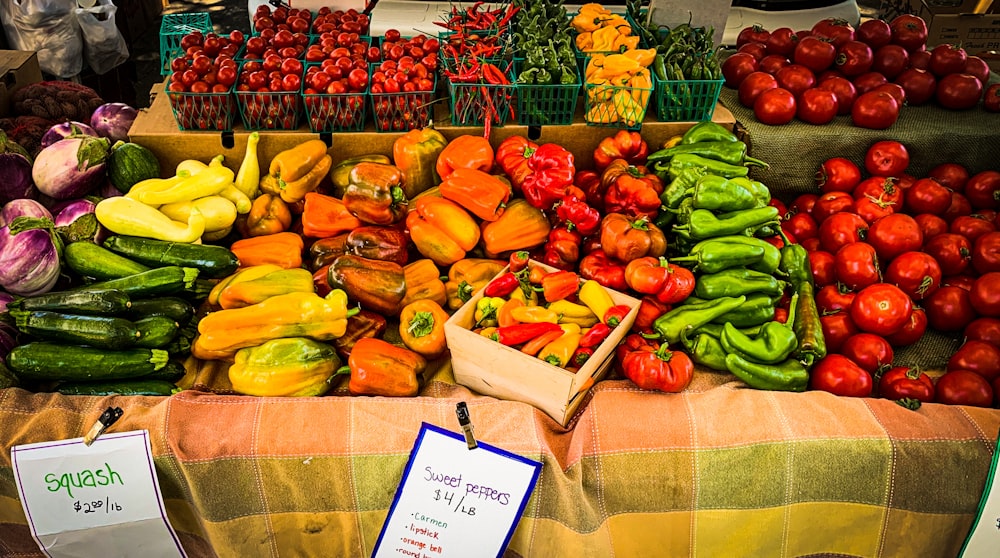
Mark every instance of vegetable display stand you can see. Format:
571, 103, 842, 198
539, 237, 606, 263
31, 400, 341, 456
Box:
448, 75, 516, 127
370, 74, 436, 133
159, 13, 213, 75
513, 61, 581, 127
166, 87, 235, 132
235, 88, 302, 131
584, 81, 652, 130
654, 77, 723, 122
444, 261, 639, 427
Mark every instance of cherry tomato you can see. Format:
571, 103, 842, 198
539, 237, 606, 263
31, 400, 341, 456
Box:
738, 71, 779, 107
923, 233, 971, 275
835, 241, 881, 290
894, 67, 936, 106
904, 178, 951, 215
924, 285, 976, 332
797, 87, 838, 125
810, 354, 873, 397
885, 306, 927, 347
871, 44, 910, 80
965, 317, 1000, 348
879, 366, 934, 402
808, 250, 837, 287
867, 213, 923, 262
841, 332, 895, 374
851, 90, 899, 129
928, 43, 968, 78
889, 14, 929, 53
817, 76, 858, 115
972, 231, 1000, 274
835, 40, 873, 76
935, 369, 994, 407
850, 283, 913, 336
884, 251, 941, 301
819, 211, 869, 253
817, 157, 862, 193
753, 87, 797, 125
794, 36, 837, 73
856, 19, 892, 49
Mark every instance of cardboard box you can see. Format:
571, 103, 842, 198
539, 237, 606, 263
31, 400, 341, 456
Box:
879, 0, 989, 21
129, 82, 737, 175
921, 1, 1000, 52
0, 50, 43, 117
444, 261, 639, 427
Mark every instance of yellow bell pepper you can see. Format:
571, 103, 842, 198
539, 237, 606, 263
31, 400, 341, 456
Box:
261, 153, 333, 204
537, 323, 583, 368
208, 264, 284, 307
475, 297, 506, 327
229, 337, 341, 397
269, 139, 329, 184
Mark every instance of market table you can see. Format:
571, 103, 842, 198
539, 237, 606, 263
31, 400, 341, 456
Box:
1, 364, 997, 557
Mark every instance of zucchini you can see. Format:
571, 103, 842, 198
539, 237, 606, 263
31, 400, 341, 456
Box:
133, 315, 180, 349
138, 358, 187, 382
56, 379, 178, 396
7, 342, 169, 382
64, 241, 151, 281
7, 289, 132, 316
103, 235, 240, 279
125, 297, 194, 325
11, 310, 141, 350
81, 266, 200, 298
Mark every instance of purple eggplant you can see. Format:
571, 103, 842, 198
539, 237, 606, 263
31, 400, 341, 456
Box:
0, 199, 52, 228
0, 219, 61, 297
91, 102, 138, 143
40, 121, 99, 148
31, 136, 110, 200
54, 198, 107, 244
0, 130, 37, 204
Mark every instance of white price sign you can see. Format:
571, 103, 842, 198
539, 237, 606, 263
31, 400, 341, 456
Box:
960, 428, 1000, 558
11, 430, 186, 558
372, 423, 541, 558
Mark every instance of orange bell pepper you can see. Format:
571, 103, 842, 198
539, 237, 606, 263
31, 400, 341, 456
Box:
439, 168, 511, 222
269, 139, 330, 184
495, 135, 538, 192
436, 135, 494, 180
344, 162, 409, 225
406, 196, 481, 267
301, 191, 363, 239
398, 298, 449, 359
230, 231, 305, 269
400, 259, 448, 308
242, 193, 292, 237
480, 199, 551, 257
393, 128, 447, 198
445, 258, 506, 310
341, 337, 428, 397
261, 153, 333, 203
599, 213, 667, 262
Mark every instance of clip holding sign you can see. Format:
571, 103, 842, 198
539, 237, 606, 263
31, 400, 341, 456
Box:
455, 402, 478, 450
83, 406, 123, 446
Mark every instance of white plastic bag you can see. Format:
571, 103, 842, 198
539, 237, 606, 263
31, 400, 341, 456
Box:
75, 0, 128, 75
0, 0, 83, 78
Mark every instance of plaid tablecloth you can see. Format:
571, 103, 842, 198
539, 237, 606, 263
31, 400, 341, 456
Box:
1, 366, 997, 558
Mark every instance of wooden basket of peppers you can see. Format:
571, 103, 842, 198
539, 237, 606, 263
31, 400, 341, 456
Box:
444, 257, 639, 426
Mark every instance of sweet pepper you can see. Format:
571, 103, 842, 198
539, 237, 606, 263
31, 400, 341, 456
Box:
340, 337, 427, 397
593, 130, 649, 172
445, 258, 506, 310
599, 213, 668, 262
521, 143, 576, 211
328, 154, 393, 198
228, 337, 341, 397
436, 135, 494, 180
300, 192, 363, 239
343, 162, 408, 225
480, 199, 551, 257
217, 267, 316, 310
241, 192, 293, 237
439, 168, 511, 222
332, 309, 387, 361
399, 299, 449, 359
309, 234, 349, 270
555, 194, 600, 236
229, 231, 304, 269
326, 254, 407, 316
601, 159, 664, 220
539, 225, 582, 271
345, 226, 410, 266
495, 135, 538, 192
579, 249, 628, 291
400, 259, 448, 308
406, 196, 481, 266
393, 128, 447, 198
264, 139, 333, 203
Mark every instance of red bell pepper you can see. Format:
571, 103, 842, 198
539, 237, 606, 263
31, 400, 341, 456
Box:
541, 270, 580, 303
593, 130, 649, 173
495, 135, 538, 192
631, 296, 670, 334
575, 170, 605, 211
522, 143, 576, 211
625, 256, 698, 305
579, 249, 628, 291
601, 159, 664, 220
538, 226, 582, 271
555, 194, 601, 236
621, 341, 695, 393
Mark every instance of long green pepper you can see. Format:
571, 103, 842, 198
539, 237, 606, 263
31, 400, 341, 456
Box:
647, 141, 769, 168
673, 206, 782, 240
671, 235, 782, 274
648, 295, 747, 344
683, 174, 758, 212
693, 267, 787, 299
724, 353, 810, 392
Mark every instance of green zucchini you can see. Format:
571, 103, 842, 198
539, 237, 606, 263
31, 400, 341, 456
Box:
124, 297, 194, 325
7, 289, 132, 315
103, 235, 240, 279
81, 266, 200, 298
11, 310, 141, 350
138, 358, 187, 382
56, 379, 178, 396
7, 342, 169, 382
64, 241, 151, 281
133, 315, 180, 349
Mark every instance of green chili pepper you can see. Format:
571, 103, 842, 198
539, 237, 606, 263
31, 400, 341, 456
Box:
779, 243, 814, 289
683, 174, 759, 212
729, 177, 772, 207
693, 322, 765, 339
680, 326, 728, 371
693, 267, 787, 299
673, 206, 782, 240
715, 292, 778, 328
724, 352, 809, 392
649, 295, 747, 344
720, 293, 799, 365
652, 53, 668, 81
656, 153, 752, 181
792, 281, 827, 367
659, 167, 705, 209
647, 141, 769, 168
672, 235, 779, 274
680, 121, 739, 145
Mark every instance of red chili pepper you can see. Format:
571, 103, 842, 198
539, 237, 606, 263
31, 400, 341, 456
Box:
509, 251, 531, 273
571, 346, 595, 367
492, 322, 562, 346
604, 304, 631, 328
541, 270, 580, 303
483, 271, 520, 298
579, 323, 613, 348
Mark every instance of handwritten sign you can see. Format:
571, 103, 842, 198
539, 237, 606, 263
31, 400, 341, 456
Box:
11, 431, 186, 558
372, 423, 541, 558
959, 428, 1000, 558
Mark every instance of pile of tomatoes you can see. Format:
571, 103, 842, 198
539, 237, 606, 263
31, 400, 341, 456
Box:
778, 139, 1000, 407
369, 30, 441, 132
166, 31, 245, 94
724, 14, 999, 128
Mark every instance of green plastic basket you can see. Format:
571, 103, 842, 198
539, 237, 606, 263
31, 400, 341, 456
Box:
368, 63, 436, 133
448, 64, 515, 127
166, 86, 235, 132
302, 63, 368, 132
159, 13, 213, 75
654, 77, 723, 122
583, 81, 652, 130
513, 61, 580, 127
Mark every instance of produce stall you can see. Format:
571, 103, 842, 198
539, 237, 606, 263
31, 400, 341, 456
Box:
2, 3, 1000, 557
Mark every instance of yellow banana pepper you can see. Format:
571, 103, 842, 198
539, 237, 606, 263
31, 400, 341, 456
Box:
537, 323, 583, 368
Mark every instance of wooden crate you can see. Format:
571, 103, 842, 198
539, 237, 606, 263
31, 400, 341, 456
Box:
444, 261, 639, 426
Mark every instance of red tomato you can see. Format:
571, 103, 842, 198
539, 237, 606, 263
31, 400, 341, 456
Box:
347, 67, 369, 92
893, 68, 937, 106
928, 43, 968, 77
796, 88, 838, 125
853, 196, 895, 225
765, 27, 799, 56
816, 283, 857, 313
775, 64, 817, 97
973, 231, 1000, 274
984, 83, 1000, 112
784, 212, 819, 241
879, 366, 934, 402
835, 41, 874, 76
929, 162, 970, 194
950, 215, 995, 244
794, 36, 837, 73
737, 25, 771, 47
923, 233, 972, 275
810, 354, 873, 397
962, 56, 991, 85
821, 310, 860, 354
871, 44, 910, 80
817, 157, 862, 193
935, 369, 994, 407
738, 71, 779, 107
856, 19, 892, 49
867, 213, 923, 261
835, 241, 881, 290
904, 178, 951, 215
852, 90, 899, 129
753, 87, 797, 125
873, 83, 906, 107
738, 41, 768, 61
936, 73, 983, 110
812, 191, 856, 223
914, 213, 949, 240
965, 317, 1000, 348
841, 332, 895, 373
970, 272, 1000, 317
886, 306, 928, 346
790, 193, 819, 216
943, 192, 974, 222
864, 140, 909, 176
964, 171, 1000, 210
758, 54, 791, 75
722, 52, 759, 88
948, 339, 1000, 381
924, 285, 976, 332
884, 251, 942, 301
889, 14, 929, 52
942, 274, 976, 291
808, 250, 837, 287
817, 76, 858, 115
850, 283, 913, 336
819, 212, 869, 253
852, 71, 888, 94
854, 176, 904, 207
812, 18, 855, 48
